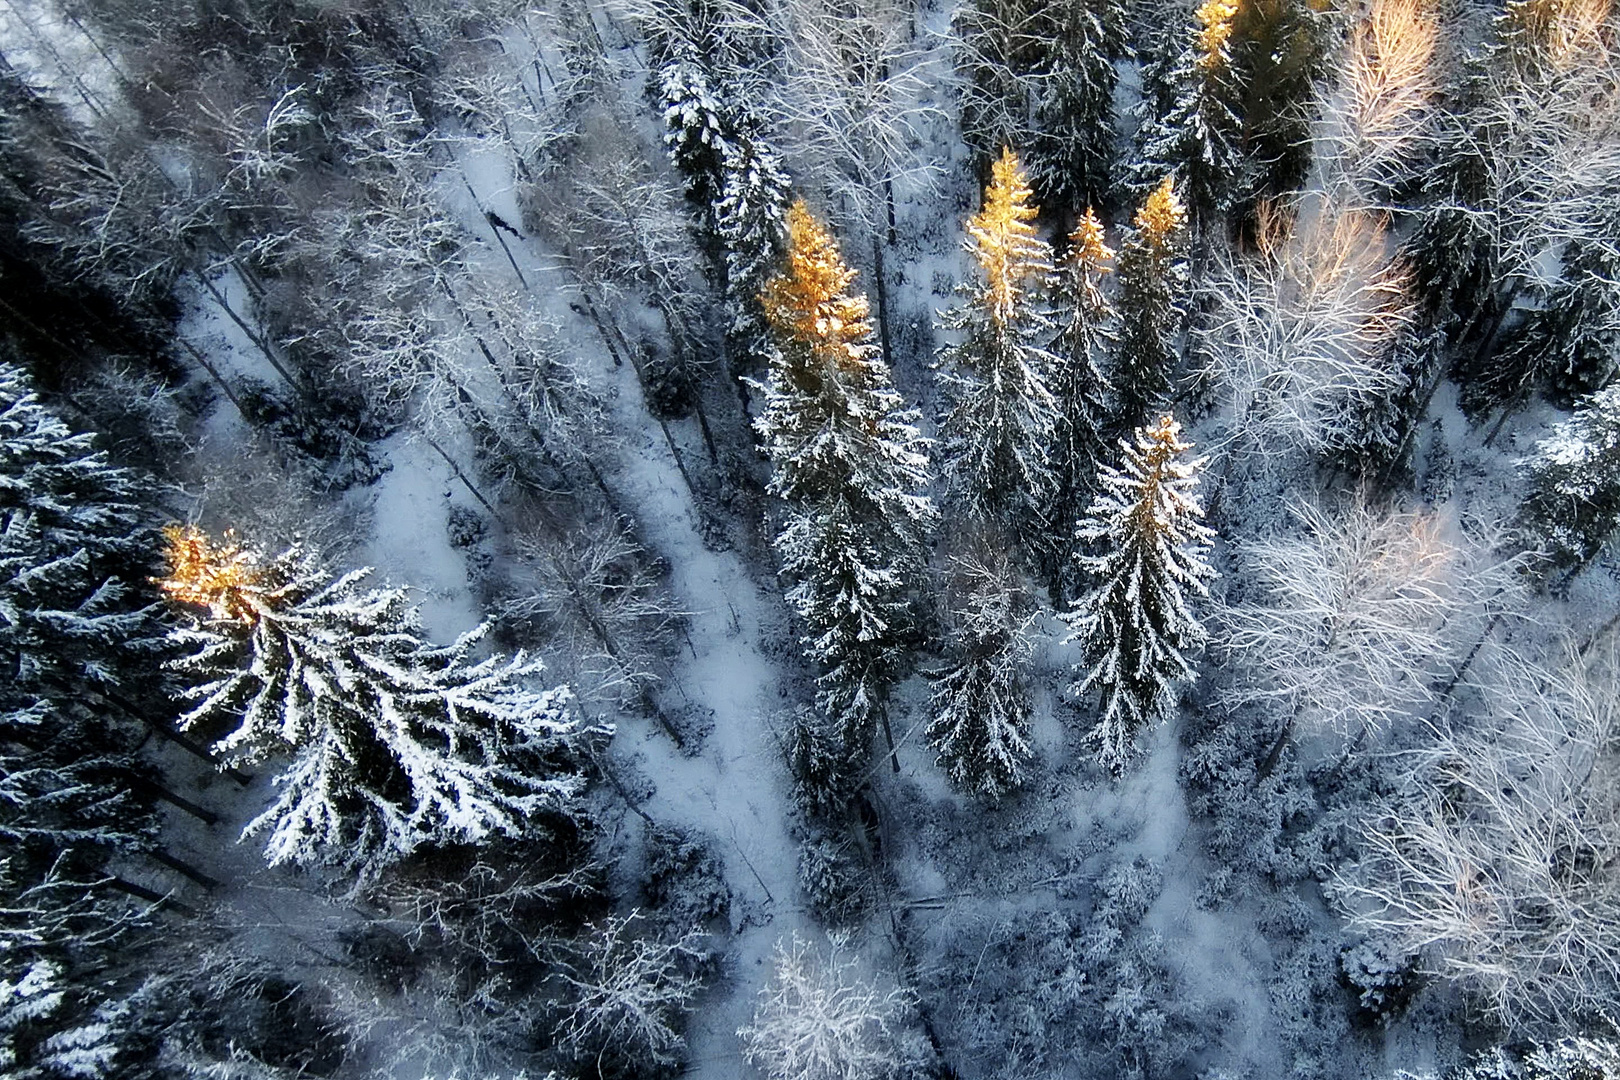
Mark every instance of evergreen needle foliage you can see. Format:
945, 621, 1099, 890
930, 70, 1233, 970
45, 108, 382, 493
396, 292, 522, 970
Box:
1064, 414, 1215, 772
757, 200, 934, 769
936, 147, 1061, 551
160, 527, 603, 882
1112, 178, 1190, 434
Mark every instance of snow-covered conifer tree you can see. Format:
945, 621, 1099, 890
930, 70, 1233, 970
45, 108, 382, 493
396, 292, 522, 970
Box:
956, 0, 1127, 209
0, 361, 162, 1076
159, 526, 602, 881
1133, 0, 1244, 230
936, 147, 1061, 550
1064, 414, 1214, 771
0, 361, 160, 876
926, 545, 1036, 800
757, 200, 935, 767
1111, 178, 1189, 434
714, 134, 793, 356
660, 55, 731, 209
1046, 207, 1116, 597
1517, 385, 1620, 574
1030, 0, 1129, 210
1227, 0, 1330, 212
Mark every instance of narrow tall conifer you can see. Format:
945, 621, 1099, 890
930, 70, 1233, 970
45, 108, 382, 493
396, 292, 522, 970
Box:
757, 201, 935, 768
1064, 414, 1215, 771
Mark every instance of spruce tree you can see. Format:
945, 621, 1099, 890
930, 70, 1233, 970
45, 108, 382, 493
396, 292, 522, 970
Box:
926, 544, 1036, 800
1133, 0, 1244, 231
1112, 177, 1190, 434
1030, 0, 1130, 211
660, 55, 731, 212
159, 527, 601, 881
714, 134, 792, 358
1516, 385, 1620, 574
757, 200, 935, 768
1064, 414, 1215, 772
1046, 207, 1117, 599
936, 147, 1061, 550
1228, 0, 1331, 216
0, 361, 163, 1075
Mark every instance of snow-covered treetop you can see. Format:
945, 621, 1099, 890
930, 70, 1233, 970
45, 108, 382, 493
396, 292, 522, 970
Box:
1195, 0, 1240, 74
1131, 176, 1188, 250
156, 525, 280, 624
1092, 414, 1212, 553
1067, 207, 1115, 277
965, 147, 1051, 327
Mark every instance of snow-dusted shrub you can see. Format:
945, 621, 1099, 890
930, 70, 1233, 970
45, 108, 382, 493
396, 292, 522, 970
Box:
1339, 938, 1420, 1025
918, 859, 1214, 1080
642, 825, 731, 933
738, 933, 920, 1080
1399, 1038, 1620, 1080
797, 836, 868, 926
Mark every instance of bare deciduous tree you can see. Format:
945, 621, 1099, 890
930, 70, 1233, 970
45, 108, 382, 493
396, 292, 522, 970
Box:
1333, 645, 1620, 1031
738, 933, 918, 1080
1214, 496, 1524, 745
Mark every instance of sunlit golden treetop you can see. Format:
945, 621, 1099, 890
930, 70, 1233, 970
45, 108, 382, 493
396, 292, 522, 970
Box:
1132, 414, 1196, 537
966, 146, 1049, 326
760, 199, 874, 368
1134, 177, 1189, 244
158, 524, 272, 623
1069, 207, 1115, 275
1500, 0, 1611, 69
1196, 0, 1241, 72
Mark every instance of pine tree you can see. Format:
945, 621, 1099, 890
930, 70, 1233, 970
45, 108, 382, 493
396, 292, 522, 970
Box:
1046, 207, 1117, 598
757, 200, 935, 767
1030, 0, 1130, 211
936, 147, 1061, 549
1133, 0, 1244, 231
1516, 385, 1620, 574
1064, 414, 1215, 772
1112, 178, 1190, 434
159, 526, 602, 881
926, 544, 1036, 800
